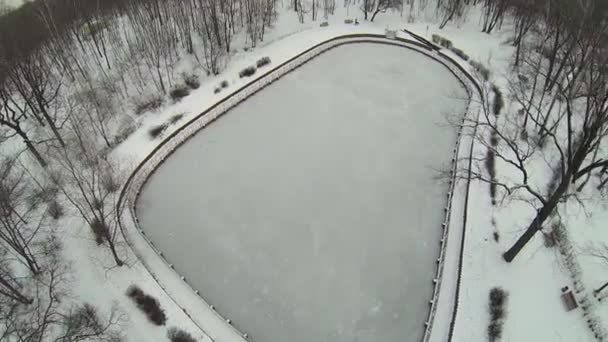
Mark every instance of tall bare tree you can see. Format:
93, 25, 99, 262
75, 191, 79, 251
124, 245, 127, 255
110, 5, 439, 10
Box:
463, 6, 608, 262
51, 117, 125, 267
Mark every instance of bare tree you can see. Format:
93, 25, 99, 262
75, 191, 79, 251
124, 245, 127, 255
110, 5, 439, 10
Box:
587, 243, 608, 297
439, 0, 465, 29
4, 51, 67, 148
51, 117, 125, 267
0, 78, 47, 168
1, 236, 125, 342
460, 11, 608, 262
370, 0, 402, 22
480, 0, 508, 34
0, 157, 48, 275
0, 250, 32, 305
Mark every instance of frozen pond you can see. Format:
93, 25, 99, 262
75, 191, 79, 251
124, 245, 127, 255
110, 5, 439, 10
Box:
137, 43, 468, 342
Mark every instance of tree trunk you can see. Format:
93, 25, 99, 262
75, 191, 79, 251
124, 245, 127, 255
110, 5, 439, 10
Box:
40, 109, 66, 148
502, 209, 549, 262
108, 241, 124, 267
595, 281, 608, 295
0, 275, 32, 305
504, 170, 572, 262
371, 8, 381, 21
22, 135, 47, 168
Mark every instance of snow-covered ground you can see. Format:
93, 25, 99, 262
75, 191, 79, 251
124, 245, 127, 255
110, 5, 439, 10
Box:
136, 42, 468, 342
3, 4, 602, 342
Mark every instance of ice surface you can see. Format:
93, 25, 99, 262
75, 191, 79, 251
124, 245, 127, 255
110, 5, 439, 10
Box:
137, 43, 467, 342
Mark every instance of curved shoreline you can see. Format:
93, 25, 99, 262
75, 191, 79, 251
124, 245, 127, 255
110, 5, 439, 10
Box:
116, 32, 482, 342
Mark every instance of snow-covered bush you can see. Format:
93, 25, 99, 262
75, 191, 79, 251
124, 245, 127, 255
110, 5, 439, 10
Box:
492, 85, 504, 116
485, 149, 497, 205
431, 34, 453, 49
489, 131, 499, 147
48, 200, 64, 220
167, 327, 197, 342
488, 287, 509, 342
450, 47, 469, 61
170, 114, 184, 125
149, 123, 169, 139
215, 80, 229, 93
134, 95, 164, 115
90, 218, 110, 245
113, 121, 137, 147
170, 85, 191, 101
470, 60, 491, 81
183, 74, 201, 90
126, 285, 167, 326
239, 66, 257, 78
256, 57, 271, 68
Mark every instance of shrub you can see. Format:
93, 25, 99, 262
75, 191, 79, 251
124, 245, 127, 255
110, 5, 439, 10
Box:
320, 21, 329, 27
113, 121, 137, 146
169, 114, 184, 125
101, 172, 120, 193
450, 47, 469, 61
214, 87, 221, 94
149, 123, 168, 139
543, 230, 557, 247
127, 285, 144, 299
239, 66, 256, 78
220, 80, 229, 88
134, 96, 163, 115
183, 74, 200, 89
344, 19, 354, 24
126, 285, 167, 326
492, 85, 504, 116
493, 231, 500, 242
170, 85, 190, 101
256, 57, 271, 68
48, 200, 64, 220
489, 288, 507, 315
485, 148, 497, 205
432, 34, 453, 49
517, 74, 529, 84
67, 303, 103, 332
489, 131, 499, 147
487, 287, 508, 342
487, 321, 502, 341
167, 328, 197, 342
90, 219, 108, 245
470, 60, 490, 81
